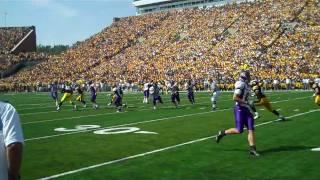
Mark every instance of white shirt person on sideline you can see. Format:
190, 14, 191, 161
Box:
0, 101, 24, 180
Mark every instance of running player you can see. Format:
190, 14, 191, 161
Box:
112, 85, 123, 112
151, 82, 163, 110
50, 81, 59, 107
57, 81, 76, 111
170, 81, 180, 108
251, 80, 285, 120
215, 70, 260, 157
89, 81, 98, 109
75, 85, 86, 108
210, 78, 220, 110
312, 83, 320, 106
186, 80, 195, 104
143, 81, 150, 104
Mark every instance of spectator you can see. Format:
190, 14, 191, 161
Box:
0, 101, 24, 180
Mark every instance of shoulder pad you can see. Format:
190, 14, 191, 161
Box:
235, 81, 245, 89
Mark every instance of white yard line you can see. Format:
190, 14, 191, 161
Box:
25, 108, 230, 141
39, 109, 320, 179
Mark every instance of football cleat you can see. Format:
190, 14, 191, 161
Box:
249, 149, 260, 157
254, 113, 260, 120
216, 130, 225, 143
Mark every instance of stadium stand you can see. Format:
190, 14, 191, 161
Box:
0, 26, 47, 79
0, 0, 319, 91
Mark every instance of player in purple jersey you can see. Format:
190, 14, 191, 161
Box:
112, 85, 123, 112
170, 81, 180, 108
186, 80, 195, 104
89, 81, 98, 109
143, 81, 150, 104
50, 81, 59, 107
151, 82, 163, 110
215, 70, 259, 157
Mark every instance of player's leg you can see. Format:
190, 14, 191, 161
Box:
211, 93, 217, 110
79, 95, 86, 107
188, 93, 193, 104
153, 96, 157, 109
248, 130, 259, 156
91, 95, 98, 109
159, 96, 163, 104
67, 95, 77, 110
115, 97, 122, 112
264, 98, 285, 120
216, 106, 243, 143
315, 95, 320, 106
246, 112, 259, 156
171, 94, 177, 107
191, 92, 195, 104
57, 93, 67, 110
176, 93, 180, 105
52, 92, 59, 107
250, 102, 259, 119
146, 91, 149, 103
143, 91, 147, 103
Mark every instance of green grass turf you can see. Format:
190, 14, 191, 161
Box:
0, 91, 319, 180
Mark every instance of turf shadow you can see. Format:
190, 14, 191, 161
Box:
259, 145, 313, 155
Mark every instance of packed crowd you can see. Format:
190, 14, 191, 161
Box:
1, 0, 319, 91
0, 52, 49, 72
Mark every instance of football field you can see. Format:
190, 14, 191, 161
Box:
1, 91, 320, 180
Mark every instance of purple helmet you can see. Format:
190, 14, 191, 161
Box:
240, 70, 250, 82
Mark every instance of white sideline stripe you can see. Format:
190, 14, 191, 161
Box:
25, 108, 230, 141
311, 147, 320, 152
22, 95, 310, 124
39, 109, 320, 179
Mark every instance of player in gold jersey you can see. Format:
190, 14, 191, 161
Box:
251, 80, 285, 121
57, 82, 76, 111
312, 83, 320, 106
75, 86, 86, 108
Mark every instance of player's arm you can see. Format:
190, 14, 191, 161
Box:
2, 103, 24, 180
233, 82, 247, 104
233, 93, 247, 104
253, 89, 260, 103
7, 142, 23, 180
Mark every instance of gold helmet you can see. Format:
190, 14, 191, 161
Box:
312, 83, 318, 89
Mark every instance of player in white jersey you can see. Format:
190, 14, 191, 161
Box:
216, 70, 259, 157
143, 82, 150, 103
0, 101, 24, 180
210, 78, 220, 110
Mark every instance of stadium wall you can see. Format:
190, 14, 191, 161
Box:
133, 0, 254, 15
11, 26, 36, 54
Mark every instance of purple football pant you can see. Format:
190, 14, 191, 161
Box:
234, 105, 254, 133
